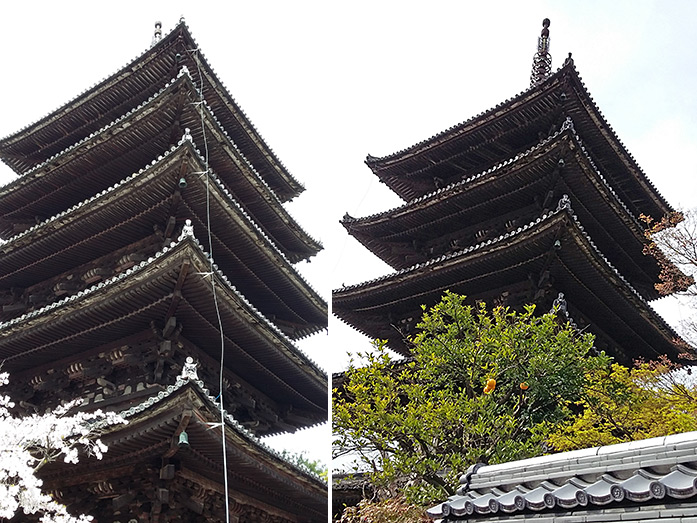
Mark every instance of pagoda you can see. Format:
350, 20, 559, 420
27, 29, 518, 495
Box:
0, 20, 327, 522
333, 19, 689, 366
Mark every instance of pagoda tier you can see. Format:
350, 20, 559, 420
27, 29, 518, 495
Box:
365, 57, 671, 223
343, 120, 682, 301
0, 230, 326, 435
39, 363, 327, 522
0, 69, 320, 262
0, 138, 326, 339
334, 202, 681, 365
0, 21, 303, 202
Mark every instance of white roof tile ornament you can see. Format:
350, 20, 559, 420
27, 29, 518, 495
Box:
180, 356, 199, 380
151, 21, 162, 47
179, 219, 195, 240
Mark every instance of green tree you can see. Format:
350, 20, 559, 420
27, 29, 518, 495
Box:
333, 292, 603, 505
279, 450, 327, 482
548, 357, 697, 451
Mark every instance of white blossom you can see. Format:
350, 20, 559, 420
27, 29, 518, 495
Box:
0, 372, 127, 522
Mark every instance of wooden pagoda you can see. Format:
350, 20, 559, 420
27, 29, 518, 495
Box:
0, 21, 327, 522
333, 19, 689, 366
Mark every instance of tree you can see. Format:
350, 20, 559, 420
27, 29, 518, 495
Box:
548, 357, 697, 451
0, 372, 126, 522
338, 497, 429, 523
279, 450, 328, 482
642, 209, 697, 347
333, 292, 603, 505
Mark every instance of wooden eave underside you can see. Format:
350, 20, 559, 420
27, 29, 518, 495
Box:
333, 209, 681, 361
41, 385, 327, 521
0, 73, 320, 261
0, 142, 327, 336
366, 59, 672, 220
0, 23, 302, 202
346, 128, 663, 300
0, 238, 327, 421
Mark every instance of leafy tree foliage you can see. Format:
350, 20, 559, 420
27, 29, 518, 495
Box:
279, 450, 328, 482
333, 292, 602, 504
338, 497, 429, 523
548, 357, 697, 451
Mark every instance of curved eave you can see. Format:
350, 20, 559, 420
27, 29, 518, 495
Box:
333, 208, 684, 362
0, 22, 303, 201
0, 140, 327, 337
0, 235, 327, 421
365, 59, 672, 220
345, 125, 667, 299
0, 71, 320, 261
42, 383, 326, 520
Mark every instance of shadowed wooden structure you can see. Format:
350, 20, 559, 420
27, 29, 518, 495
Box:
0, 20, 327, 522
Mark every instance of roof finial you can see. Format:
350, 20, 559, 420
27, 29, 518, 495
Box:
530, 18, 552, 87
151, 21, 163, 47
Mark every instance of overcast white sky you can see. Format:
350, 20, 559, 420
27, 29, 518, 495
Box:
2, 0, 697, 468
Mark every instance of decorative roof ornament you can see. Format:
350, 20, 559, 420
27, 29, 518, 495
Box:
179, 219, 195, 240
530, 18, 552, 87
151, 21, 163, 47
180, 356, 199, 380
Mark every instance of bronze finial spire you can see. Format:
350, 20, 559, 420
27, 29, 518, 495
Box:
530, 18, 552, 87
151, 21, 162, 47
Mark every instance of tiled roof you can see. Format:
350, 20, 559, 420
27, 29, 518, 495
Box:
0, 21, 303, 201
0, 222, 326, 384
428, 432, 697, 521
116, 356, 326, 485
365, 58, 672, 219
0, 136, 326, 336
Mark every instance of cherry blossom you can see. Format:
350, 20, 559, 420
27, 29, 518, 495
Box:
0, 372, 126, 522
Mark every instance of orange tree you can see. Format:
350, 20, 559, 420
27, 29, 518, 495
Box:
332, 291, 603, 504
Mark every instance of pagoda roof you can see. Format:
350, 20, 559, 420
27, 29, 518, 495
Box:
0, 139, 327, 338
0, 21, 304, 202
333, 204, 684, 363
0, 69, 321, 261
0, 229, 327, 432
344, 121, 667, 300
428, 431, 697, 522
42, 363, 326, 521
365, 57, 672, 221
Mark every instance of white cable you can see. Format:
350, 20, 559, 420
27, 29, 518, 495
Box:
189, 46, 231, 523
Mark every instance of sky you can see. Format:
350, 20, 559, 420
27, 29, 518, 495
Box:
2, 0, 697, 469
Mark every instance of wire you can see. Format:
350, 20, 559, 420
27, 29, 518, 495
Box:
189, 46, 231, 523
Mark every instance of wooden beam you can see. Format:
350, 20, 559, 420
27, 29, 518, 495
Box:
163, 261, 190, 326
